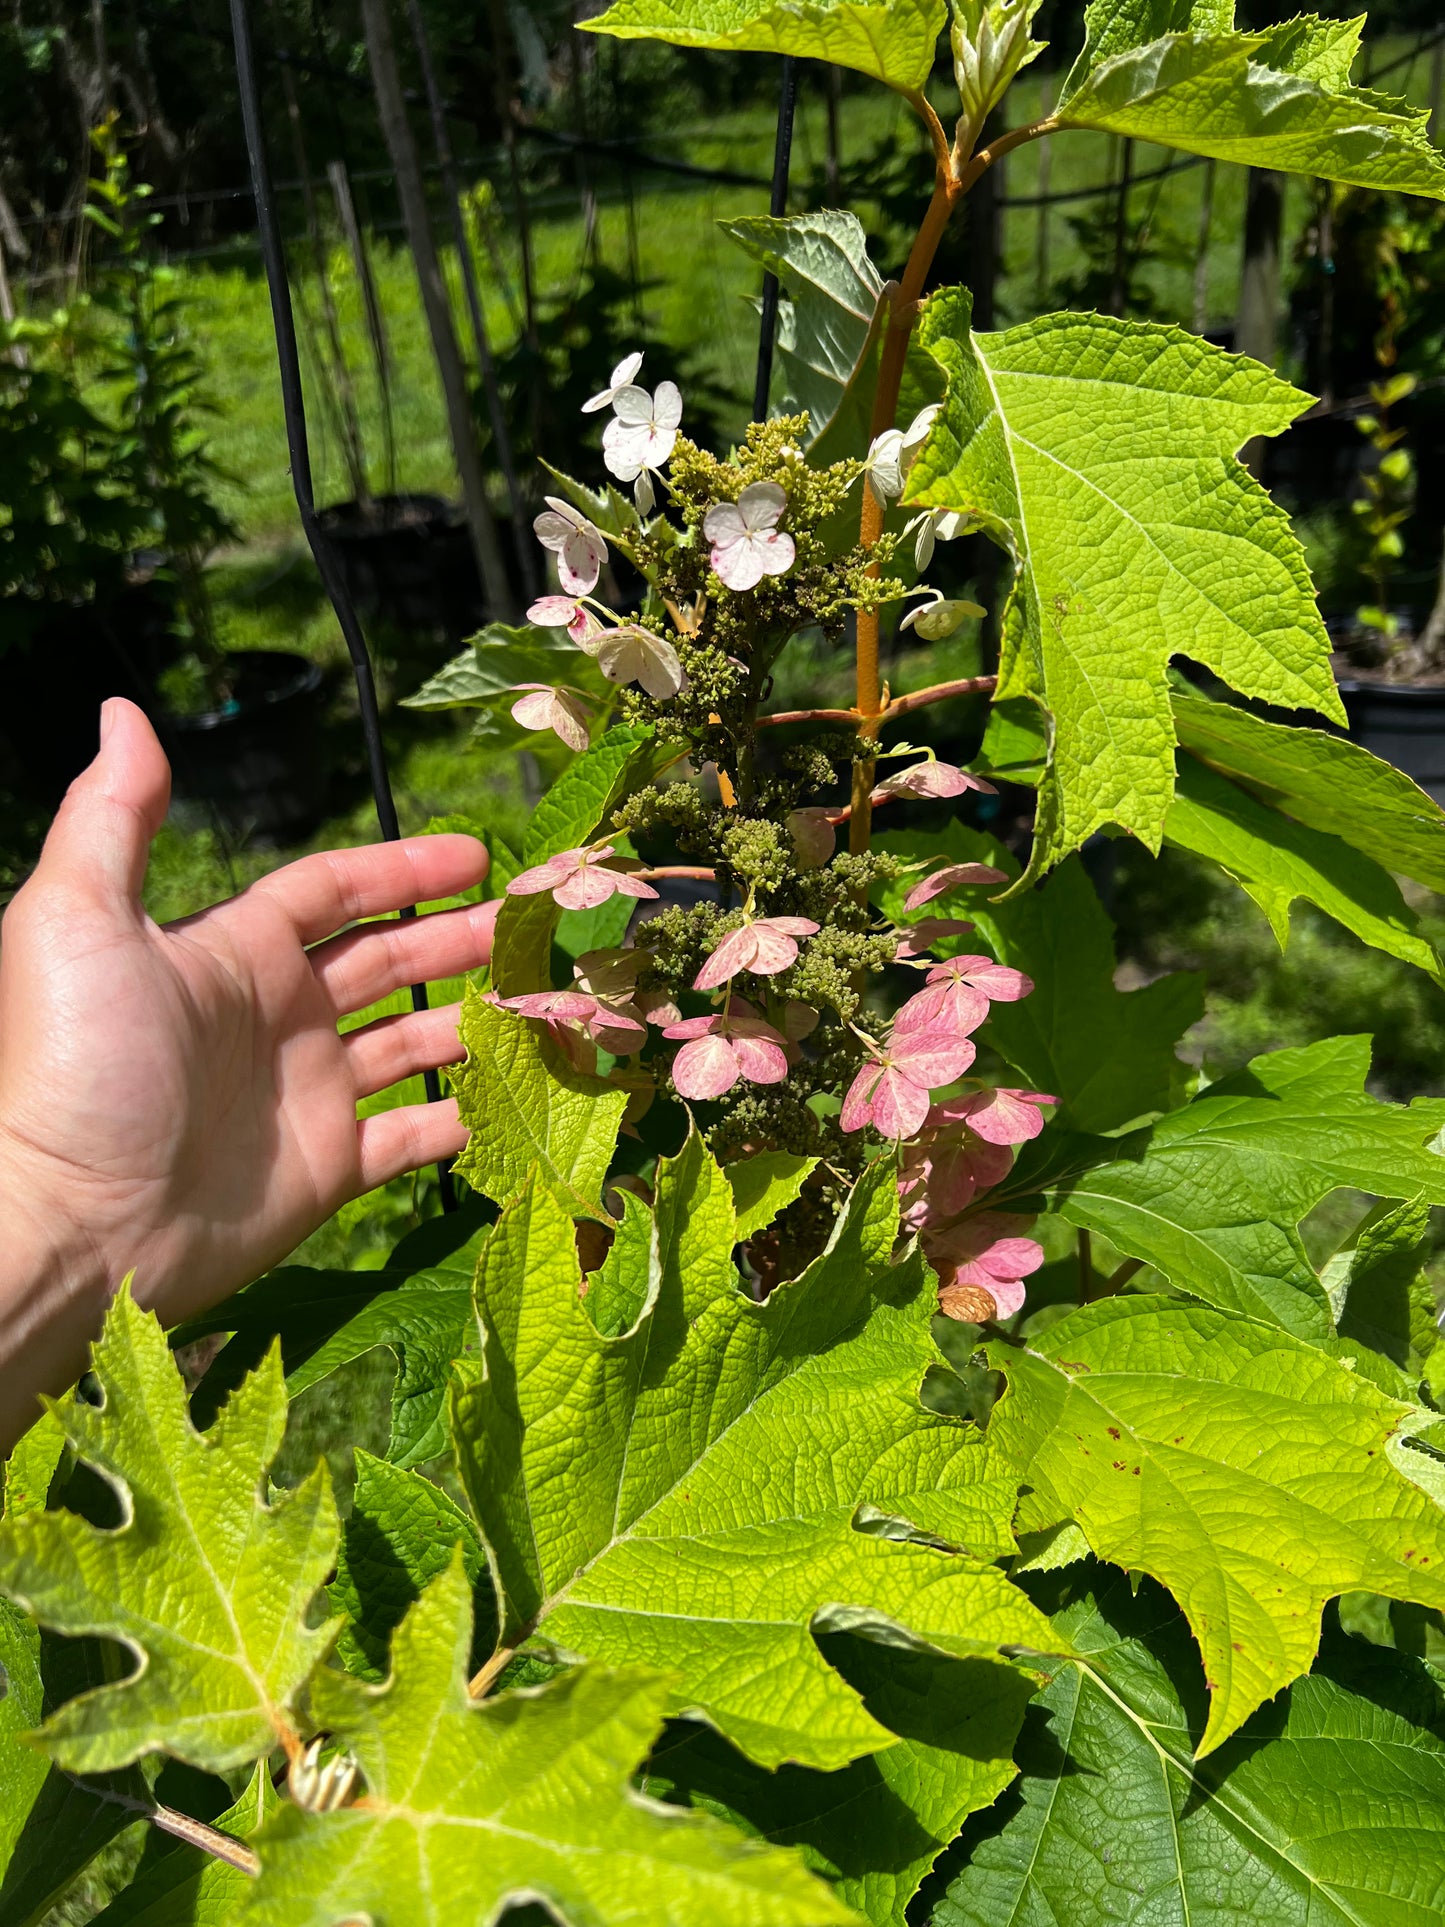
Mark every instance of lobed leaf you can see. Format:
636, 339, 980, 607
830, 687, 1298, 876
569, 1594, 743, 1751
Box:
522, 720, 665, 864
1005, 1035, 1445, 1336
985, 1298, 1445, 1752
726, 1148, 820, 1240
451, 1142, 1054, 1771
0, 1604, 142, 1927
402, 622, 608, 713
1166, 749, 1445, 985
1326, 1198, 1440, 1388
1172, 688, 1445, 893
329, 1452, 493, 1683
581, 0, 948, 94
907, 294, 1341, 878
939, 1566, 1445, 1925
170, 1206, 491, 1466
645, 1636, 1036, 1927
451, 982, 628, 1220
1055, 3, 1445, 197
0, 1286, 339, 1774
233, 1559, 860, 1927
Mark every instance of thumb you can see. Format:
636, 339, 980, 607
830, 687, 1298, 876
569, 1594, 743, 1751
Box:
38, 699, 173, 905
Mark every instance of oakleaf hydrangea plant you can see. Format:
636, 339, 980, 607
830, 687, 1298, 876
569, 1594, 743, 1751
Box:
10, 2, 1445, 1923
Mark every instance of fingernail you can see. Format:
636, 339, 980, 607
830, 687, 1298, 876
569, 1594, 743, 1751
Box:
99, 698, 119, 747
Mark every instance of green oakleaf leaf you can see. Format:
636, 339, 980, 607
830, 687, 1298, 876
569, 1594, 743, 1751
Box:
1004, 1036, 1445, 1336
85, 1764, 277, 1927
451, 1142, 1055, 1771
233, 1559, 860, 1927
1326, 1198, 1440, 1387
1173, 687, 1445, 893
1166, 748, 1445, 986
522, 721, 664, 864
170, 1205, 491, 1465
721, 211, 883, 438
0, 1285, 340, 1774
0, 1604, 142, 1927
329, 1451, 494, 1682
938, 1564, 1445, 1925
1055, 5, 1445, 197
906, 293, 1342, 877
985, 1297, 1445, 1752
726, 1148, 820, 1239
451, 982, 627, 1219
644, 1634, 1036, 1927
581, 0, 947, 95
402, 622, 610, 711
877, 822, 1200, 1131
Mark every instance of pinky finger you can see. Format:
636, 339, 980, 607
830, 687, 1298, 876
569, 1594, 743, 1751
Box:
357, 1097, 469, 1191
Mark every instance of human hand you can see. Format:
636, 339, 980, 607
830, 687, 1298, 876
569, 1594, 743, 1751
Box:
0, 699, 497, 1443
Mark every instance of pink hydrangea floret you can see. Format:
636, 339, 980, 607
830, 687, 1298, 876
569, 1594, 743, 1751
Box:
903, 863, 1008, 914
872, 760, 997, 804
921, 1210, 1045, 1318
507, 844, 660, 912
663, 1005, 790, 1099
894, 918, 975, 961
946, 1086, 1056, 1145
840, 1027, 977, 1141
898, 1106, 1014, 1231
694, 915, 819, 990
527, 594, 601, 644
509, 684, 591, 753
895, 953, 1035, 1039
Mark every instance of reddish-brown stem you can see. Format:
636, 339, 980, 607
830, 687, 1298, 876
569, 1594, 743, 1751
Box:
61, 1777, 261, 1875
882, 673, 998, 719
633, 864, 717, 883
757, 705, 865, 729
847, 116, 1053, 859
758, 674, 996, 734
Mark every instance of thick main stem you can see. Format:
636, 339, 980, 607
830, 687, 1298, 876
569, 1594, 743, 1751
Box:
850, 168, 959, 855
847, 118, 1052, 858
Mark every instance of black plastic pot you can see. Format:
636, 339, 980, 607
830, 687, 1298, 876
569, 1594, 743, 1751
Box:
317, 493, 485, 641
1337, 678, 1445, 805
160, 649, 327, 845
1, 577, 178, 804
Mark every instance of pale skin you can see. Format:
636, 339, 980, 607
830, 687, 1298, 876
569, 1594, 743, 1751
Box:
0, 698, 500, 1451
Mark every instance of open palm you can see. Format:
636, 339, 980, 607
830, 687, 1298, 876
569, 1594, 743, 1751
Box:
0, 700, 497, 1437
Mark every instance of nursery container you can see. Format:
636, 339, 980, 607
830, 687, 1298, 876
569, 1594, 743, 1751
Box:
317, 493, 485, 641
1337, 677, 1445, 805
0, 578, 177, 804
160, 648, 327, 843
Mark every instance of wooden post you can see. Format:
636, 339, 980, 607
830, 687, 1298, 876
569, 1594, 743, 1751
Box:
964, 108, 1004, 330
328, 159, 398, 498
1192, 159, 1216, 333
824, 63, 842, 203
1236, 168, 1284, 475
1108, 136, 1134, 316
359, 0, 515, 618
1032, 77, 1054, 310
404, 0, 536, 597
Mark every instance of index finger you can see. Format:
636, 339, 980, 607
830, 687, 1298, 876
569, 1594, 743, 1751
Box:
248, 835, 489, 945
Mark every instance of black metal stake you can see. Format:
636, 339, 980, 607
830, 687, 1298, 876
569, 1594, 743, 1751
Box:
229, 0, 456, 1211
753, 54, 798, 424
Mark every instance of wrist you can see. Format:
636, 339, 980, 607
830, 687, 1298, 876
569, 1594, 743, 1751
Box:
0, 1126, 114, 1451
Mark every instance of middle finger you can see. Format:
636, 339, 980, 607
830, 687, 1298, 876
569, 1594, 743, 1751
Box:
309, 900, 498, 1014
